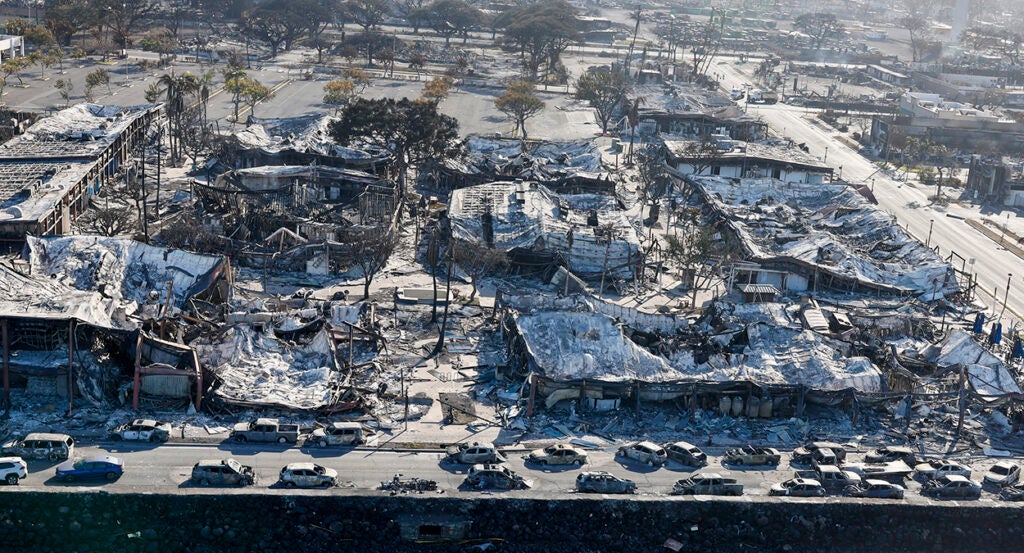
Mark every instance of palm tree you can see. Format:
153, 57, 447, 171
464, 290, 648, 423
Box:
625, 95, 645, 164
155, 72, 202, 163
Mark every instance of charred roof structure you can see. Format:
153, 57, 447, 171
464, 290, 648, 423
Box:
423, 135, 615, 194
448, 181, 642, 279
215, 114, 392, 174
686, 176, 960, 298
663, 139, 834, 184
0, 103, 162, 251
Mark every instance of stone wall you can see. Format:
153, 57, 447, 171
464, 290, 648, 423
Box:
0, 492, 1019, 553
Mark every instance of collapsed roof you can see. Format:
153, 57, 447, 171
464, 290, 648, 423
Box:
923, 330, 1022, 398
192, 325, 342, 411
448, 181, 641, 278
231, 115, 391, 164
24, 235, 227, 318
691, 176, 958, 297
441, 135, 608, 184
506, 297, 883, 392
0, 261, 118, 327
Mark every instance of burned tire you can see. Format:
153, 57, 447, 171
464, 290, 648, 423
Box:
5, 474, 18, 485
574, 459, 583, 466
48, 453, 60, 462
277, 437, 288, 444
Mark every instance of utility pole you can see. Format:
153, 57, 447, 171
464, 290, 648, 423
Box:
926, 219, 934, 248
999, 273, 1013, 321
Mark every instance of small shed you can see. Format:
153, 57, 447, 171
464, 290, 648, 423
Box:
739, 283, 778, 303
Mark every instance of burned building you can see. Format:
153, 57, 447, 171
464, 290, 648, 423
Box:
448, 181, 642, 280
194, 162, 400, 275
0, 103, 162, 251
686, 176, 960, 298
0, 235, 229, 412
215, 114, 392, 175
663, 139, 834, 184
423, 136, 614, 194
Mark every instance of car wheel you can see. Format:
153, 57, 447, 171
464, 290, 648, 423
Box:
321, 481, 333, 489
48, 453, 60, 462
285, 481, 296, 488
647, 459, 655, 467
199, 478, 210, 487
110, 434, 123, 441
63, 475, 75, 483
235, 435, 247, 442
817, 489, 825, 497
105, 472, 119, 481
5, 474, 18, 485
734, 459, 744, 466
149, 435, 159, 443
574, 459, 583, 466
317, 440, 328, 449
277, 437, 288, 444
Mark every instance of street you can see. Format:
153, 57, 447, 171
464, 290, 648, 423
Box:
0, 440, 1006, 508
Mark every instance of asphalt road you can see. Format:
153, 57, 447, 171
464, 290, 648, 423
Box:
712, 58, 1024, 323
1, 440, 1007, 508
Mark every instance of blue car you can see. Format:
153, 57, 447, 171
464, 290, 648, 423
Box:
56, 455, 124, 482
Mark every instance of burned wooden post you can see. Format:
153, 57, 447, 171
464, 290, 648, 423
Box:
67, 320, 74, 415
526, 373, 537, 418
1, 319, 8, 415
131, 332, 143, 411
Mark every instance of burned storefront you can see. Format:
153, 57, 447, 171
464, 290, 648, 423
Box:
0, 235, 229, 412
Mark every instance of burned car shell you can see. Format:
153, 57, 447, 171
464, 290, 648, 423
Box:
2, 433, 75, 462
914, 459, 971, 480
109, 419, 173, 442
278, 463, 338, 488
769, 477, 826, 497
671, 473, 743, 496
843, 479, 905, 499
724, 445, 781, 466
616, 441, 668, 466
792, 442, 847, 464
922, 475, 981, 499
864, 446, 917, 466
310, 422, 364, 447
526, 444, 588, 466
983, 461, 1020, 487
664, 441, 708, 467
465, 464, 530, 490
445, 442, 506, 465
575, 471, 636, 494
191, 458, 256, 486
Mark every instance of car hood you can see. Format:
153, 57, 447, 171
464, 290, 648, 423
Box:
527, 448, 547, 459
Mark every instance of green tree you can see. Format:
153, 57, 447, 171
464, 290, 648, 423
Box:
421, 75, 454, 101
223, 68, 249, 122
574, 67, 629, 134
328, 97, 462, 192
323, 79, 358, 113
85, 68, 111, 100
54, 78, 74, 106
495, 80, 544, 140
242, 79, 274, 119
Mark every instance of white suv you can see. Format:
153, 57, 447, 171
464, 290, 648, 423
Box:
0, 457, 27, 485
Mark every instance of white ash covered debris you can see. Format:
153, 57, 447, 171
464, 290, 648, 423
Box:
192, 325, 344, 411
24, 234, 228, 320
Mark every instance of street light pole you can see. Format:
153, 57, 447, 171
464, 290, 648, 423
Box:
1000, 273, 1013, 321
824, 146, 829, 163
926, 219, 934, 248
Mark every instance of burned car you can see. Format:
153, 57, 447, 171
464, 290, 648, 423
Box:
278, 463, 337, 488
445, 442, 506, 465
984, 461, 1020, 488
921, 475, 981, 499
464, 464, 530, 490
575, 471, 636, 494
769, 477, 826, 497
843, 479, 905, 499
664, 441, 708, 467
616, 441, 667, 467
671, 473, 743, 496
191, 459, 256, 487
914, 459, 971, 480
526, 443, 588, 466
2, 433, 75, 462
864, 445, 917, 466
724, 446, 780, 467
792, 441, 847, 465
109, 419, 173, 442
309, 422, 364, 448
